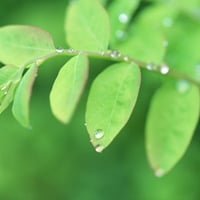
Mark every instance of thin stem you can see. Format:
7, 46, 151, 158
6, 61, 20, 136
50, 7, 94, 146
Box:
28, 48, 200, 88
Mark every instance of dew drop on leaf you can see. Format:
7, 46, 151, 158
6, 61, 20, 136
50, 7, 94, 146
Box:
115, 30, 126, 39
110, 50, 121, 58
176, 80, 190, 93
146, 63, 156, 71
162, 40, 169, 47
95, 144, 104, 153
95, 129, 104, 139
56, 47, 64, 53
160, 64, 169, 75
162, 17, 174, 27
118, 13, 129, 24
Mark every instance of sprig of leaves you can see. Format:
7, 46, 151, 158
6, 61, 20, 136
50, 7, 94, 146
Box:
0, 0, 200, 177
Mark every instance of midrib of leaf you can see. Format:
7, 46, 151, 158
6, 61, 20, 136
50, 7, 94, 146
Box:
106, 65, 131, 134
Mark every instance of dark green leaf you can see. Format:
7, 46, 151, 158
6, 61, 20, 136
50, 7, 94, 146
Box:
65, 0, 110, 51
12, 64, 38, 128
85, 62, 141, 152
0, 25, 56, 66
50, 54, 88, 123
146, 81, 200, 176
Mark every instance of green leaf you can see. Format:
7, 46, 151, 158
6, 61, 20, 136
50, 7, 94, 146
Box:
0, 25, 56, 66
65, 0, 110, 51
0, 66, 23, 114
50, 54, 88, 123
146, 81, 200, 177
164, 14, 200, 82
85, 63, 141, 152
117, 4, 176, 63
0, 65, 19, 85
12, 64, 38, 128
108, 0, 139, 46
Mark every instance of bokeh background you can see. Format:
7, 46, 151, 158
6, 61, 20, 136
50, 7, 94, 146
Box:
0, 0, 200, 199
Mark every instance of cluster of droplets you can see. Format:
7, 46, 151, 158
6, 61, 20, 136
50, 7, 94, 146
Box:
93, 129, 104, 153
56, 47, 77, 54
146, 63, 170, 75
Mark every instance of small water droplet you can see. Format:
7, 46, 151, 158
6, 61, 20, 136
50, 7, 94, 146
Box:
56, 47, 64, 53
163, 40, 168, 47
95, 144, 104, 153
110, 50, 121, 58
84, 122, 87, 126
155, 168, 165, 177
146, 63, 156, 71
123, 56, 129, 61
115, 30, 126, 39
162, 17, 173, 27
95, 129, 104, 139
118, 13, 129, 24
3, 91, 7, 95
176, 80, 190, 93
67, 48, 75, 53
160, 64, 170, 75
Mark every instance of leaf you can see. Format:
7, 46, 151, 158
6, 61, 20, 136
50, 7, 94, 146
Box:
65, 0, 110, 51
146, 81, 200, 177
0, 66, 23, 114
50, 54, 88, 123
117, 4, 176, 63
12, 64, 38, 128
0, 25, 56, 66
85, 62, 141, 152
164, 14, 200, 82
108, 0, 139, 46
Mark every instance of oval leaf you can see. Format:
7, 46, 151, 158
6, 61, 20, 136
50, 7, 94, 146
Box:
12, 64, 38, 128
146, 81, 200, 177
65, 0, 110, 51
0, 25, 56, 66
85, 63, 141, 152
50, 54, 88, 123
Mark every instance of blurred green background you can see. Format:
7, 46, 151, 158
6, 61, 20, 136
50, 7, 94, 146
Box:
0, 0, 200, 199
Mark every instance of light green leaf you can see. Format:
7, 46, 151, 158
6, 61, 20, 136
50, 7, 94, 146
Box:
65, 0, 110, 51
12, 64, 38, 128
50, 54, 88, 123
164, 14, 200, 82
146, 81, 200, 177
85, 63, 141, 152
0, 25, 56, 66
108, 0, 139, 46
0, 66, 23, 114
117, 4, 176, 63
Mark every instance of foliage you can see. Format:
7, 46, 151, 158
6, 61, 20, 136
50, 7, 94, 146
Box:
0, 0, 200, 177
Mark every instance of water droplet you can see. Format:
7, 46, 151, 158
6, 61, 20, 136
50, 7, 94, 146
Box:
95, 144, 104, 153
67, 48, 75, 53
176, 80, 190, 93
95, 129, 104, 139
146, 63, 156, 71
84, 122, 87, 126
123, 56, 129, 61
155, 168, 165, 177
118, 13, 129, 24
162, 17, 173, 27
115, 30, 125, 39
110, 50, 121, 58
163, 40, 168, 47
3, 91, 7, 95
56, 47, 64, 53
160, 64, 169, 75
